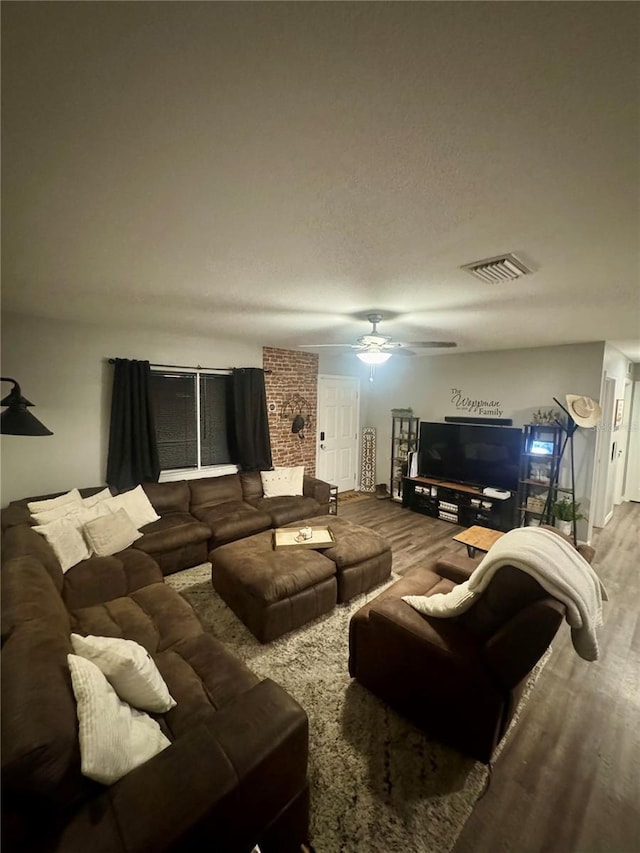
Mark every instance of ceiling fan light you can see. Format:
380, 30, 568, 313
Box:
356, 351, 392, 365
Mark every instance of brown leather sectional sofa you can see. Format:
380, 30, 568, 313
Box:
1, 490, 311, 853
2, 471, 332, 575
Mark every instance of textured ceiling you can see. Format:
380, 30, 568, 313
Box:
2, 2, 639, 359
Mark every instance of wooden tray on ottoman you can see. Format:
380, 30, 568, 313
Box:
273, 526, 336, 550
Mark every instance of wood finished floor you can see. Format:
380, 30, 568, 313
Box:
339, 495, 640, 853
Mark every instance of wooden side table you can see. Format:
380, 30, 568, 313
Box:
328, 484, 338, 515
452, 525, 505, 558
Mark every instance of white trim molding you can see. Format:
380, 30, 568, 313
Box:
158, 464, 239, 483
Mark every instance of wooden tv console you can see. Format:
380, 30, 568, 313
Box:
402, 476, 516, 532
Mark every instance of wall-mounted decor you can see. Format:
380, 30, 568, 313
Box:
281, 394, 311, 440
450, 388, 504, 418
614, 398, 624, 429
360, 427, 376, 493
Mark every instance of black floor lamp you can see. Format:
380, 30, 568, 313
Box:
542, 394, 601, 546
0, 377, 53, 435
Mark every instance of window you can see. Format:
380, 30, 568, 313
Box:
149, 370, 233, 472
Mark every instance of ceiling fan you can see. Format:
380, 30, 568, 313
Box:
299, 313, 457, 364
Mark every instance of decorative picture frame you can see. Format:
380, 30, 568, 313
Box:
614, 398, 624, 429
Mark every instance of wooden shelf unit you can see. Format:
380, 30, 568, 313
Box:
390, 415, 419, 502
518, 423, 567, 527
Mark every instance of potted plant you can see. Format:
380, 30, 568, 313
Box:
551, 496, 586, 536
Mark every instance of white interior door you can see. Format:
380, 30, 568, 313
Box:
592, 375, 617, 528
614, 379, 632, 504
316, 376, 360, 492
623, 381, 640, 503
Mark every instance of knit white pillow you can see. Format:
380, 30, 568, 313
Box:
31, 503, 79, 526
32, 515, 91, 572
104, 485, 160, 530
82, 488, 112, 508
260, 467, 304, 498
70, 634, 176, 714
31, 492, 111, 528
28, 488, 82, 514
82, 508, 143, 557
30, 489, 85, 525
68, 654, 170, 785
288, 466, 304, 496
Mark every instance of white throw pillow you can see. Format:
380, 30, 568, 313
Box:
71, 634, 176, 714
260, 467, 305, 498
32, 497, 112, 527
28, 488, 82, 514
82, 488, 112, 508
104, 485, 160, 530
83, 508, 143, 557
33, 502, 111, 538
31, 501, 82, 526
32, 516, 91, 572
288, 465, 304, 496
78, 502, 112, 525
74, 503, 114, 549
29, 489, 83, 523
68, 654, 170, 785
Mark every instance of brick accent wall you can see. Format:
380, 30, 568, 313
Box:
263, 347, 318, 475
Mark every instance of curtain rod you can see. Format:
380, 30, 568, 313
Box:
107, 359, 272, 374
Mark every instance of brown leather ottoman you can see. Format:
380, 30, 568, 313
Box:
284, 515, 392, 603
210, 530, 338, 643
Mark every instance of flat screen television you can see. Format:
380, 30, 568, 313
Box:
418, 421, 523, 493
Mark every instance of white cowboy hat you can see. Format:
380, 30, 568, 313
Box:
566, 394, 602, 428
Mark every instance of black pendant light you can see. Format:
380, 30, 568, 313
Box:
0, 377, 53, 436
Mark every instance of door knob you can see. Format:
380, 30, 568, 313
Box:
320, 444, 326, 450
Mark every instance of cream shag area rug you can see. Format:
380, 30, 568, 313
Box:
166, 565, 549, 853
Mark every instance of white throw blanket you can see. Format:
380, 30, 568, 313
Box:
402, 527, 608, 661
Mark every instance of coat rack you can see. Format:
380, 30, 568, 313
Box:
541, 394, 601, 547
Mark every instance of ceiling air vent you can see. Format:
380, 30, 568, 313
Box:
462, 253, 532, 283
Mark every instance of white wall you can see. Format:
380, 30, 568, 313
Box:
1, 312, 262, 505
321, 342, 606, 540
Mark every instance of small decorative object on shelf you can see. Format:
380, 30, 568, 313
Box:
531, 408, 562, 425
390, 412, 419, 502
526, 494, 547, 513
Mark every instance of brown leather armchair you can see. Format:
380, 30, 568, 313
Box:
349, 549, 571, 764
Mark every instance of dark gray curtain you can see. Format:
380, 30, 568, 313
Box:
106, 359, 160, 489
231, 368, 272, 471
